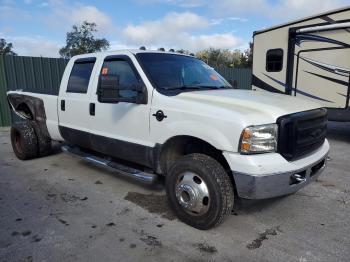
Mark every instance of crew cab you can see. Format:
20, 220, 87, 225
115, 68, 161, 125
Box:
7, 50, 329, 229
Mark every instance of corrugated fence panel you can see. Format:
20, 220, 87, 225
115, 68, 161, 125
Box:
215, 67, 252, 90
5, 56, 68, 94
0, 55, 68, 126
0, 56, 11, 127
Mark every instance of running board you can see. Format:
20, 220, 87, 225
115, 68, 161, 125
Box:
61, 145, 158, 184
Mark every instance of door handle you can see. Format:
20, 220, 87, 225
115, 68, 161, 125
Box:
61, 100, 65, 111
89, 103, 95, 116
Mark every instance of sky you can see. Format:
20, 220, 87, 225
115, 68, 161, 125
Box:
0, 0, 349, 57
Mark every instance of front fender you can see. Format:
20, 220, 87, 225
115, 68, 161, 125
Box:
153, 119, 237, 152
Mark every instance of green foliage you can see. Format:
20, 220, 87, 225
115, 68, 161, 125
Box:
196, 43, 253, 69
0, 39, 17, 55
59, 21, 110, 59
240, 42, 253, 68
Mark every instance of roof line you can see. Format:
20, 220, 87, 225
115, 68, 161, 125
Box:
253, 6, 350, 36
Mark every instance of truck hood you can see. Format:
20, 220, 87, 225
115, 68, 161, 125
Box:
177, 89, 322, 124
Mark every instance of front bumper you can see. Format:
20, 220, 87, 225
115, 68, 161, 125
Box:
223, 140, 329, 199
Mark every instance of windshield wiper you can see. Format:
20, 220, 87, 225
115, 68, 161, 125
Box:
163, 85, 231, 90
208, 85, 232, 89
163, 85, 202, 90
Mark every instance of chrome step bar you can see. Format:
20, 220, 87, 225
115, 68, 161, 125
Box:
61, 145, 158, 184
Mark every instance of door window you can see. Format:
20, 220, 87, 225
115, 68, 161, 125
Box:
101, 60, 139, 98
67, 58, 96, 93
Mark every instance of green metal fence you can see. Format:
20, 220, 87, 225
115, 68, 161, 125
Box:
0, 55, 252, 127
0, 57, 10, 127
215, 67, 252, 90
0, 55, 68, 127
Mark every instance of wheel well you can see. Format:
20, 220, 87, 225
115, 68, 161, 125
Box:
15, 103, 34, 120
159, 136, 231, 175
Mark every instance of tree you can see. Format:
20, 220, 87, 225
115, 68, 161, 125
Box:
59, 21, 110, 59
239, 42, 253, 68
196, 48, 242, 68
0, 39, 17, 55
247, 42, 253, 67
196, 44, 253, 69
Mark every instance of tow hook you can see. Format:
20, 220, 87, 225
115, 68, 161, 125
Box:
290, 172, 307, 185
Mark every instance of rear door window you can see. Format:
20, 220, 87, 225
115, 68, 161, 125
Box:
67, 58, 96, 93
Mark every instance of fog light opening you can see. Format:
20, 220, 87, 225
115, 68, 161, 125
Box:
310, 160, 325, 177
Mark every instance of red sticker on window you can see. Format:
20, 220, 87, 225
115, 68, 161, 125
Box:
101, 68, 108, 75
210, 74, 218, 81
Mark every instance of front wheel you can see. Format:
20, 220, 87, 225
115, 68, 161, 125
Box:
166, 153, 234, 230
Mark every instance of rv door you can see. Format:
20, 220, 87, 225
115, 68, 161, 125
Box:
292, 23, 350, 108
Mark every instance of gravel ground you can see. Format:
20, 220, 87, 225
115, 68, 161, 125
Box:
0, 122, 349, 262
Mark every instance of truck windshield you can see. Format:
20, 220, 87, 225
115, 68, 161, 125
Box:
136, 53, 232, 92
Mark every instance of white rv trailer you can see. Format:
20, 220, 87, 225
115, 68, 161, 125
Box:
252, 7, 350, 121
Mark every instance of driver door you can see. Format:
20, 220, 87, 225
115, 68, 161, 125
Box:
88, 55, 152, 166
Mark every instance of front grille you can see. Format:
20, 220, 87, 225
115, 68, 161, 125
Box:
277, 108, 327, 161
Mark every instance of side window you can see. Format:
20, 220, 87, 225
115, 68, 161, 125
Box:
67, 58, 96, 93
101, 60, 139, 98
266, 49, 283, 72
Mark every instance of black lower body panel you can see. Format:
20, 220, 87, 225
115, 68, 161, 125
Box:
58, 126, 155, 168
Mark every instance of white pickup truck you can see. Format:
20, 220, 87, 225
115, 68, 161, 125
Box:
7, 50, 329, 229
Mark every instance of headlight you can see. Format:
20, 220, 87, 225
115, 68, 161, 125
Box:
239, 124, 278, 154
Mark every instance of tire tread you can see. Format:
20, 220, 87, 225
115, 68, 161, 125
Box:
166, 153, 234, 229
29, 121, 52, 157
10, 121, 39, 160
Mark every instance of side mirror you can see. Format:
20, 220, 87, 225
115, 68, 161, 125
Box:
97, 75, 120, 103
97, 75, 147, 104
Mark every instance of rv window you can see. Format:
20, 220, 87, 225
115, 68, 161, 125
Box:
266, 49, 283, 72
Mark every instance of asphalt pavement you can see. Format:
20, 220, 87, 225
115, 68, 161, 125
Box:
0, 122, 349, 262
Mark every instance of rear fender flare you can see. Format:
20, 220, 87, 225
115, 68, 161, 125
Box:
7, 93, 50, 139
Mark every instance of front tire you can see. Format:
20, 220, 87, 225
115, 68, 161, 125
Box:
166, 153, 234, 230
11, 121, 39, 160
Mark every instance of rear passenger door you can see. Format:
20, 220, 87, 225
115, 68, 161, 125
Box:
58, 57, 97, 148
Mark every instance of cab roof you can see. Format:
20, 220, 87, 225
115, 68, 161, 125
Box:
71, 49, 194, 60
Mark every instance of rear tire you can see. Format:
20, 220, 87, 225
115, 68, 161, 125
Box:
29, 121, 52, 157
11, 122, 39, 160
166, 153, 234, 230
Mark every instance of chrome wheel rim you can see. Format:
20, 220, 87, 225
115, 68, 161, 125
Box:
175, 172, 210, 216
